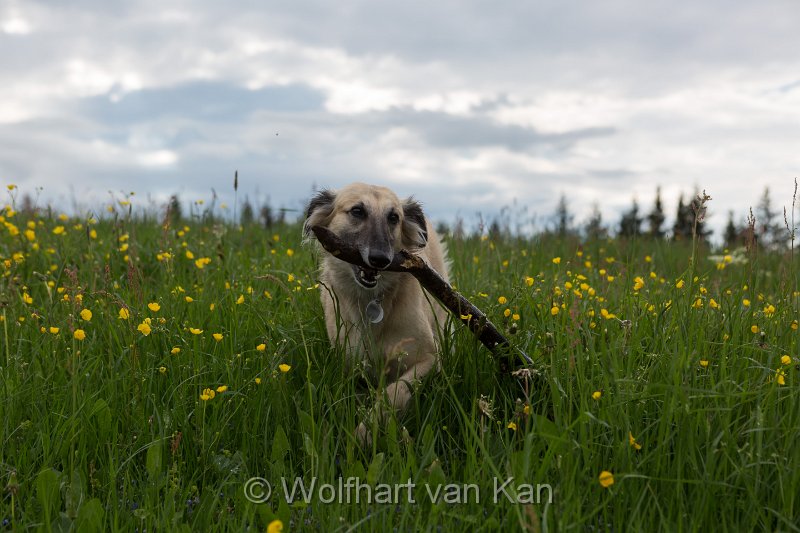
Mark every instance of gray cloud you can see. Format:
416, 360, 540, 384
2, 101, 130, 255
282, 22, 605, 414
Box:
363, 109, 615, 151
79, 81, 324, 124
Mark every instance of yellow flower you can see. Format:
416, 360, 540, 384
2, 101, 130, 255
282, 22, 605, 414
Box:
286, 248, 294, 257
676, 279, 685, 289
791, 320, 798, 331
189, 327, 203, 335
171, 347, 181, 355
591, 390, 602, 400
692, 298, 703, 309
148, 302, 161, 312
552, 257, 561, 264
52, 226, 65, 235
267, 519, 284, 533
743, 299, 751, 307
255, 377, 262, 385
49, 326, 59, 334
80, 308, 92, 321
216, 385, 228, 393
185, 250, 195, 259
709, 299, 719, 310
600, 308, 616, 320
633, 277, 644, 291
185, 296, 193, 303
200, 388, 216, 401
460, 313, 473, 321
781, 355, 792, 366
236, 294, 245, 305
550, 306, 559, 316
137, 322, 152, 336
507, 422, 517, 431
158, 366, 167, 374
279, 363, 291, 373
503, 308, 511, 317
628, 432, 642, 450
751, 325, 759, 334
776, 369, 786, 386
498, 296, 508, 305
119, 308, 130, 320
24, 229, 36, 241
524, 276, 534, 287
73, 329, 86, 341
212, 333, 223, 342
523, 404, 531, 415
644, 255, 652, 263
512, 313, 520, 321
22, 292, 33, 305
256, 343, 267, 352
699, 359, 709, 368
598, 471, 614, 488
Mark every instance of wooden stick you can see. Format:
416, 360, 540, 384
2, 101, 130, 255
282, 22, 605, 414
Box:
309, 225, 532, 371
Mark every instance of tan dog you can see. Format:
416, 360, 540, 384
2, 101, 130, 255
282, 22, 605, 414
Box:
304, 182, 450, 444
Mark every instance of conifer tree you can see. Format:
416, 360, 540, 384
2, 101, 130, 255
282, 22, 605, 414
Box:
672, 194, 693, 241
724, 210, 739, 248
240, 197, 254, 226
647, 186, 666, 238
584, 203, 607, 241
619, 199, 643, 238
554, 194, 573, 237
168, 194, 182, 226
756, 186, 788, 248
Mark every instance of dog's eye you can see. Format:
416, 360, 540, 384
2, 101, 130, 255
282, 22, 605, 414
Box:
349, 206, 366, 219
387, 212, 400, 225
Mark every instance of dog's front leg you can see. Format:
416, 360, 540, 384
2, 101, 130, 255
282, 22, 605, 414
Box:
355, 349, 437, 447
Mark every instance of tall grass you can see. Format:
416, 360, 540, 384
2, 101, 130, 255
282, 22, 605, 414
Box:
0, 195, 798, 531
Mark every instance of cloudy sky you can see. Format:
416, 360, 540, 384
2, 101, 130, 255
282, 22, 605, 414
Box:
1, 0, 799, 237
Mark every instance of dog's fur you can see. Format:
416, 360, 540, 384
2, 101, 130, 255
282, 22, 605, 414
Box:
304, 182, 449, 443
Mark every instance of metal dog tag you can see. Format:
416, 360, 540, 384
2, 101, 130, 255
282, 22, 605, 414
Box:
366, 299, 384, 323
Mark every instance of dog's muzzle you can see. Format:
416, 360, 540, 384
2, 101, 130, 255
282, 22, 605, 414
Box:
352, 265, 380, 289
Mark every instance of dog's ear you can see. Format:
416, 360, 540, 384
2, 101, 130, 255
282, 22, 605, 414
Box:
304, 189, 336, 237
401, 197, 428, 249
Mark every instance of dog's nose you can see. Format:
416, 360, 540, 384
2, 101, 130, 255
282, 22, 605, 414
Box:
368, 252, 392, 270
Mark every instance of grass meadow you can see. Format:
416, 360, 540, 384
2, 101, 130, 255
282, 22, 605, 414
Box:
1, 191, 799, 531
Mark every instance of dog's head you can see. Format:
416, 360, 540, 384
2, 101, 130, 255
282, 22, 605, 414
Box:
304, 182, 428, 289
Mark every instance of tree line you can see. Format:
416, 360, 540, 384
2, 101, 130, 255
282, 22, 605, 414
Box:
551, 186, 795, 250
